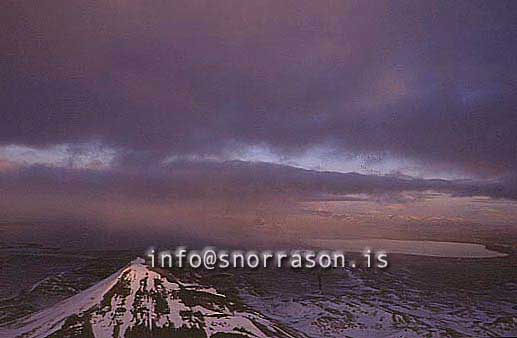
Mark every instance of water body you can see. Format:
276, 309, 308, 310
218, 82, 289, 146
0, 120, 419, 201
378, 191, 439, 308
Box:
307, 239, 507, 258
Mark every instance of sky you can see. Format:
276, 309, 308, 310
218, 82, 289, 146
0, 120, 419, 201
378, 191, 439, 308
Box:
1, 1, 516, 246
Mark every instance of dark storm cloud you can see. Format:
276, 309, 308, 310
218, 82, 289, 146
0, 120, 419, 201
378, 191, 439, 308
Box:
1, 1, 516, 176
1, 161, 514, 201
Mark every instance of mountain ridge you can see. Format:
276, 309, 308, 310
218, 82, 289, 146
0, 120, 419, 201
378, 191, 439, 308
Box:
0, 258, 300, 338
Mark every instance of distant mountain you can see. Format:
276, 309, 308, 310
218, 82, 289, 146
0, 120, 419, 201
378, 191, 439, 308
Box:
1, 258, 300, 338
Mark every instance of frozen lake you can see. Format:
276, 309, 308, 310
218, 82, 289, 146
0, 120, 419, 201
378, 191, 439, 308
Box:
307, 239, 507, 258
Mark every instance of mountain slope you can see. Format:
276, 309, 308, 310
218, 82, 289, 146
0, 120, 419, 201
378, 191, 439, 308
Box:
0, 258, 300, 338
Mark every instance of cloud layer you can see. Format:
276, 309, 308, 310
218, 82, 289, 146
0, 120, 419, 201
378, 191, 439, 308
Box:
1, 1, 516, 178
1, 160, 515, 205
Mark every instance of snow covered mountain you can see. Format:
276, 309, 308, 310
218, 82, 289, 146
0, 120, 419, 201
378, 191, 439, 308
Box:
2, 253, 514, 338
0, 258, 300, 338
